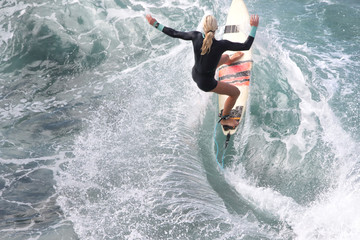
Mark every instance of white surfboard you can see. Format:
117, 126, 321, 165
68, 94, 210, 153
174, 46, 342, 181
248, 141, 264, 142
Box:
217, 0, 253, 135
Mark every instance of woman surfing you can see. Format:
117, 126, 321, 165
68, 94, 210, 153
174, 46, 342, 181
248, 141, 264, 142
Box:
146, 13, 259, 128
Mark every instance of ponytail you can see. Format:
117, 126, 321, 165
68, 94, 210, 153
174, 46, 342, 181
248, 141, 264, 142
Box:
200, 15, 218, 55
201, 31, 215, 55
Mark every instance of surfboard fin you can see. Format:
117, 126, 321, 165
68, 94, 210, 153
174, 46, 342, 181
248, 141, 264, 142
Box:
224, 133, 231, 148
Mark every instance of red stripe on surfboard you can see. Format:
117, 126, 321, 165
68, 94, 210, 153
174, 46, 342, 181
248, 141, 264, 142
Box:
218, 61, 252, 77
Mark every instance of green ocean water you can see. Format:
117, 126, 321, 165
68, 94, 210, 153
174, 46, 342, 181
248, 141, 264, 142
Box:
0, 0, 359, 239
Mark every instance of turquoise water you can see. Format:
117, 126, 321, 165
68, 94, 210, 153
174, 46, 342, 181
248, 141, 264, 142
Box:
1, 0, 359, 239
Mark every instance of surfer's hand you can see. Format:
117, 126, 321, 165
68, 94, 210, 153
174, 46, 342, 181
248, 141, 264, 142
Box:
250, 14, 259, 27
146, 14, 157, 26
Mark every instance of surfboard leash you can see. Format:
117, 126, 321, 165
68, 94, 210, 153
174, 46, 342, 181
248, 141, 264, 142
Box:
213, 121, 231, 169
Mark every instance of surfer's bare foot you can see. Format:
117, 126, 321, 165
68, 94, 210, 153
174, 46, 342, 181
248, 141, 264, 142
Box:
220, 118, 239, 128
228, 51, 244, 63
217, 52, 244, 68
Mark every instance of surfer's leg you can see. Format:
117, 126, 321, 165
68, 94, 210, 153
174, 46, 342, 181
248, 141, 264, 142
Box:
217, 54, 230, 68
211, 81, 240, 127
217, 52, 244, 68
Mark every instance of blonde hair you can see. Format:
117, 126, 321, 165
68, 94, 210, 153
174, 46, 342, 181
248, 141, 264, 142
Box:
201, 15, 218, 55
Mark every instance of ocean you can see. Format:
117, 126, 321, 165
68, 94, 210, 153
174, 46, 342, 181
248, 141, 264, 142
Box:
0, 0, 359, 239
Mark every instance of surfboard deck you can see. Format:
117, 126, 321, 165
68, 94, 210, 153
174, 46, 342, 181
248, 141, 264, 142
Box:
217, 0, 253, 135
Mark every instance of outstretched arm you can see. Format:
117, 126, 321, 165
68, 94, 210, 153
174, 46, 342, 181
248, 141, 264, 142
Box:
223, 14, 260, 51
249, 14, 259, 37
146, 14, 160, 29
146, 14, 195, 41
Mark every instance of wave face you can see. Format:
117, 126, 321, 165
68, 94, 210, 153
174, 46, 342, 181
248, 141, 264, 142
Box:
1, 0, 359, 239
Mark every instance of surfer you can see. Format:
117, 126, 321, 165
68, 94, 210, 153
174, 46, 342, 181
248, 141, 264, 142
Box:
146, 14, 259, 128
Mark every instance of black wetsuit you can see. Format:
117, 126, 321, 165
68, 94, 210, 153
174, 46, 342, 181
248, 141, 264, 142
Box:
162, 27, 255, 92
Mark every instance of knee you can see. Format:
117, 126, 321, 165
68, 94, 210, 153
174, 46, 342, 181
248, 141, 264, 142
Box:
220, 54, 230, 64
233, 88, 240, 98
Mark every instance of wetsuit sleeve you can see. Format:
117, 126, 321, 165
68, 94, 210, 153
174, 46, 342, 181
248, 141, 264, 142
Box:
221, 36, 254, 51
151, 21, 196, 40
221, 26, 258, 51
162, 27, 196, 41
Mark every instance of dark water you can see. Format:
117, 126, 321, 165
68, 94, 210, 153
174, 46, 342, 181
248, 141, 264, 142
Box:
1, 0, 359, 239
